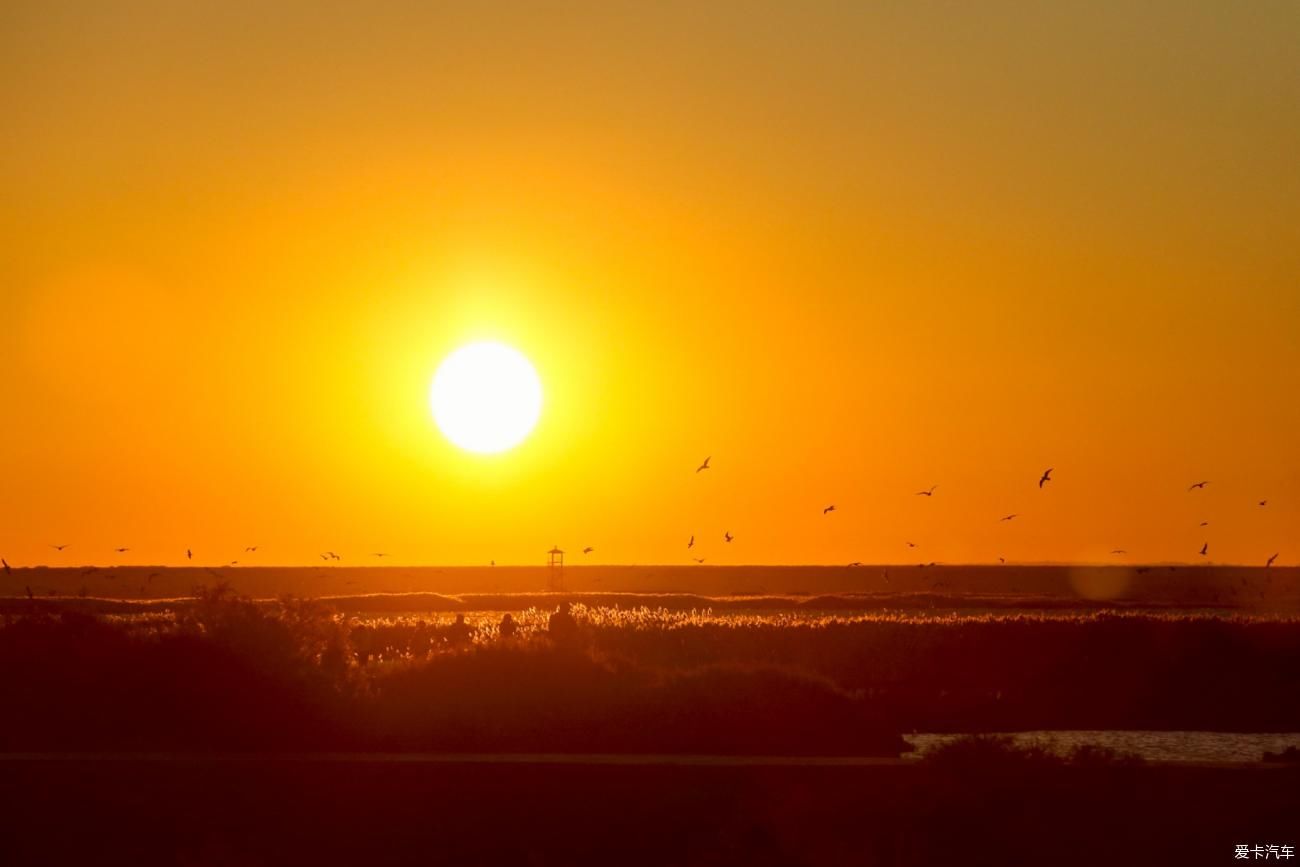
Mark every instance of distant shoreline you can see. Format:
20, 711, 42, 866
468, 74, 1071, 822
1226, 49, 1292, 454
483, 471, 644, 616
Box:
0, 751, 1292, 769
2, 563, 1295, 610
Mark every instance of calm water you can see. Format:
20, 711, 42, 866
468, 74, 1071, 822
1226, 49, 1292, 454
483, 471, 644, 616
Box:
905, 731, 1300, 763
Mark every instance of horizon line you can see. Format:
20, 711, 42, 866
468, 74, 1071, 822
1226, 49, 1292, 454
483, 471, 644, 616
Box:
4, 561, 1288, 570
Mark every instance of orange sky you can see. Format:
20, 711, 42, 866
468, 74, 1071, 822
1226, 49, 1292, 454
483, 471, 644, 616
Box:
2, 2, 1297, 567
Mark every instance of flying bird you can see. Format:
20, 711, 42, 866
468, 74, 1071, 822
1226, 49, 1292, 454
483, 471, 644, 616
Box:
1259, 500, 1268, 507
1111, 549, 1127, 555
906, 542, 917, 548
847, 561, 863, 567
1000, 514, 1017, 522
320, 553, 330, 561
186, 549, 192, 560
245, 546, 258, 553
916, 486, 937, 497
50, 544, 70, 552
372, 553, 388, 558
582, 547, 594, 554
997, 557, 1006, 564
1189, 481, 1209, 491
1266, 553, 1279, 568
692, 557, 705, 564
696, 456, 711, 473
1199, 543, 1208, 557
1039, 468, 1053, 488
114, 547, 129, 553
724, 531, 734, 543
823, 505, 835, 515
687, 535, 695, 549
1199, 521, 1209, 527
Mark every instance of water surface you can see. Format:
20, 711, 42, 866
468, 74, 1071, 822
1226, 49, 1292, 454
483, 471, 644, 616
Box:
905, 731, 1300, 763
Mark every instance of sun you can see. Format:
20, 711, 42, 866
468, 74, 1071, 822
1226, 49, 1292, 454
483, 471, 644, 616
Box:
430, 341, 543, 454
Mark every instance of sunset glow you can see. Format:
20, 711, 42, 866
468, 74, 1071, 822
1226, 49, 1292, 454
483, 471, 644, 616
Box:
1, 3, 1296, 568
4, 7, 1299, 863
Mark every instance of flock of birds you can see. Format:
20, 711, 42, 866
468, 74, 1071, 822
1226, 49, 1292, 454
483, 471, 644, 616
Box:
677, 457, 1282, 569
0, 459, 1286, 583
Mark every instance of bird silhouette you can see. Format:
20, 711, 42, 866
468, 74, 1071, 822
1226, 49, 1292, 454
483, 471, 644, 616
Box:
1259, 500, 1268, 507
1039, 468, 1053, 488
114, 547, 129, 553
245, 546, 258, 553
1000, 514, 1017, 522
186, 548, 192, 560
906, 541, 917, 548
1199, 543, 1208, 556
1266, 553, 1278, 568
823, 505, 835, 514
724, 531, 734, 543
50, 544, 70, 552
1199, 521, 1209, 527
372, 553, 388, 558
696, 456, 711, 473
997, 557, 1006, 564
916, 485, 937, 497
847, 561, 863, 567
1189, 481, 1209, 490
692, 557, 705, 564
687, 535, 695, 549
1111, 549, 1127, 555
582, 547, 594, 554
320, 553, 329, 561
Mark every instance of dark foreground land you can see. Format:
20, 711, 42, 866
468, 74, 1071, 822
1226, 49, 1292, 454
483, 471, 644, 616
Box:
2, 584, 1298, 865
1, 754, 1295, 866
4, 590, 1299, 743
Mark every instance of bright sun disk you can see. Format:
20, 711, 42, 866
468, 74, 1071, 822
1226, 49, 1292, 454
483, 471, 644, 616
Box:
430, 341, 542, 454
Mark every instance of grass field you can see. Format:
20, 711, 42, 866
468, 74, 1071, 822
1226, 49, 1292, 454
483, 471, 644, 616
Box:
4, 567, 1297, 865
4, 578, 1299, 750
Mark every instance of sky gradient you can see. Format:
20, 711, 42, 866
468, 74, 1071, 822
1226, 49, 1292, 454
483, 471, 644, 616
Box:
2, 1, 1297, 567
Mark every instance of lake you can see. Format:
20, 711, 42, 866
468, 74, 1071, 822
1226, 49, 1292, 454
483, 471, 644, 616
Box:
905, 730, 1300, 763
